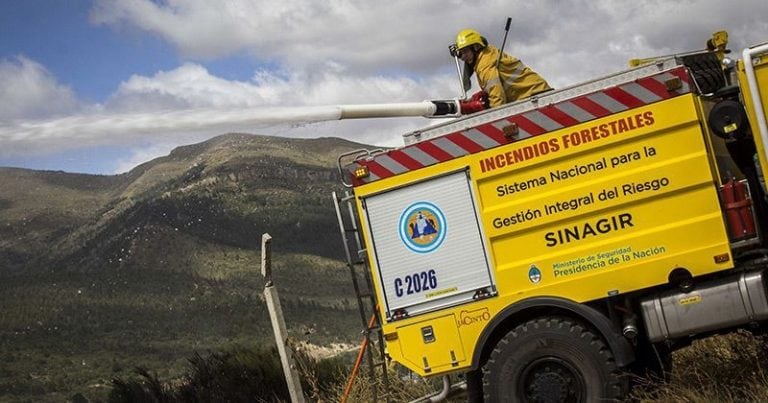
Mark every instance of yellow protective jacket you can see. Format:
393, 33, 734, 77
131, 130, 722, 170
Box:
473, 45, 551, 107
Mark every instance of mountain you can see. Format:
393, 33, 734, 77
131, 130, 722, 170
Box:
0, 133, 370, 275
0, 133, 377, 401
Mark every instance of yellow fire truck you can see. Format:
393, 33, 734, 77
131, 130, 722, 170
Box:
333, 33, 768, 401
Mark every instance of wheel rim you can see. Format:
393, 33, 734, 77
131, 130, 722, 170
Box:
518, 356, 586, 403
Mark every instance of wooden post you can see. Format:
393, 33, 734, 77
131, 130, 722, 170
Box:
261, 233, 306, 403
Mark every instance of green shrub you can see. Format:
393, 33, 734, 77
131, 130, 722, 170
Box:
109, 344, 353, 402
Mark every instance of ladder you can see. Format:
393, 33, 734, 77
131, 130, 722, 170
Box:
332, 190, 392, 402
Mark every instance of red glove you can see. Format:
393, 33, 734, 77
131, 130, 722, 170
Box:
459, 99, 486, 114
460, 91, 489, 115
471, 90, 489, 105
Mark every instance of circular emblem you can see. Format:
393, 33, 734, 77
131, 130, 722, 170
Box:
399, 202, 447, 254
528, 264, 542, 284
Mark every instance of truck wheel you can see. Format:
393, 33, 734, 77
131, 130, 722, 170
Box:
482, 317, 626, 402
465, 369, 484, 403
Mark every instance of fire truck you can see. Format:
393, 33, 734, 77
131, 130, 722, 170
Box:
332, 32, 768, 401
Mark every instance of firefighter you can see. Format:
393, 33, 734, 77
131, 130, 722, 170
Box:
454, 28, 551, 112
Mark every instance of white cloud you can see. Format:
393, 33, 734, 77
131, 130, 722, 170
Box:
106, 63, 270, 111
88, 0, 768, 87
4, 0, 768, 173
0, 56, 81, 121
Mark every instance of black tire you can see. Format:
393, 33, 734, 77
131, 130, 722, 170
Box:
465, 369, 484, 403
482, 317, 627, 403
680, 52, 726, 94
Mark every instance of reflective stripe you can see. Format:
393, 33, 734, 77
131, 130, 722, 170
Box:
402, 147, 439, 166
586, 92, 627, 113
486, 76, 502, 88
432, 137, 469, 158
555, 101, 596, 122
621, 82, 660, 104
462, 128, 502, 149
522, 110, 563, 132
502, 61, 525, 88
374, 155, 408, 175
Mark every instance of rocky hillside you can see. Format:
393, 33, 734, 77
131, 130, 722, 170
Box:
0, 133, 370, 275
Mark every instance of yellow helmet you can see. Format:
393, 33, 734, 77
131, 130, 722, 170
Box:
455, 29, 485, 51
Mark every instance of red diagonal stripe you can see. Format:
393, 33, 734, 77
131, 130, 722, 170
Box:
416, 140, 454, 162
364, 160, 394, 180
637, 75, 674, 99
387, 149, 424, 170
473, 122, 508, 144
571, 96, 613, 118
507, 114, 547, 137
604, 86, 645, 108
539, 104, 580, 126
446, 132, 483, 153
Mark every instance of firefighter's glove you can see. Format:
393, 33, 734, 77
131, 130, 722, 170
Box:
459, 99, 485, 115
459, 91, 489, 115
471, 90, 490, 108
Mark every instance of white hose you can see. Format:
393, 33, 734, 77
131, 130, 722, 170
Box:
338, 101, 439, 119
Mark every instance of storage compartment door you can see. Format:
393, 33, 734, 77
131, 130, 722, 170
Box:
363, 170, 494, 320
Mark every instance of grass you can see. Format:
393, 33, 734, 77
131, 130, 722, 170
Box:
631, 330, 768, 402
0, 258, 359, 402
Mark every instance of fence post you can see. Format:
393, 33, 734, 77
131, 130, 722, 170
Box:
261, 233, 306, 403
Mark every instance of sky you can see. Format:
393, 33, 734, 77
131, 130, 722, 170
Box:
1, 0, 768, 175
